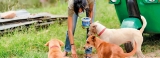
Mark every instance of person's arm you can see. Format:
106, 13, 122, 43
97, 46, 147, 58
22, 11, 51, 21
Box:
89, 3, 94, 23
68, 16, 74, 45
68, 9, 78, 58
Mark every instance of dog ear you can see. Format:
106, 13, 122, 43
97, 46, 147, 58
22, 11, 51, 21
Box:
58, 40, 64, 46
91, 35, 96, 42
45, 41, 49, 46
93, 25, 97, 28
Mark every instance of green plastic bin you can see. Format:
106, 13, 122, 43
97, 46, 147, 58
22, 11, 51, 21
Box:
109, 0, 160, 34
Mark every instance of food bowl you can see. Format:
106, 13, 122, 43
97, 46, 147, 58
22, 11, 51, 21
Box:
81, 17, 91, 28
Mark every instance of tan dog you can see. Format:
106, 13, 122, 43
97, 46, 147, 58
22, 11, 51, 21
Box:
88, 15, 147, 58
0, 11, 16, 19
84, 35, 137, 58
45, 39, 68, 58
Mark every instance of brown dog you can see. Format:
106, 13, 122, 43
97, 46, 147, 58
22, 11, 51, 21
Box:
45, 39, 68, 58
84, 35, 137, 58
0, 11, 16, 19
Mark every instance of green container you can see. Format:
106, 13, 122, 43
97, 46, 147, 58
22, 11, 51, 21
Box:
120, 18, 142, 29
109, 0, 160, 34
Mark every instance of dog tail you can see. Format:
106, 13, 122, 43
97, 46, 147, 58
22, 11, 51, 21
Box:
119, 41, 137, 57
139, 15, 147, 33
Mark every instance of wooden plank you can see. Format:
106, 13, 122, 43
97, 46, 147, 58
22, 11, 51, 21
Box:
29, 13, 67, 19
0, 12, 67, 31
0, 21, 37, 30
0, 19, 26, 23
36, 21, 54, 26
0, 21, 56, 34
0, 15, 42, 23
50, 15, 67, 19
0, 14, 67, 23
0, 10, 67, 22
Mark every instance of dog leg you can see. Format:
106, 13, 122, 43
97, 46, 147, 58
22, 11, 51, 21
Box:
136, 50, 145, 58
133, 36, 145, 58
136, 48, 145, 58
136, 45, 145, 58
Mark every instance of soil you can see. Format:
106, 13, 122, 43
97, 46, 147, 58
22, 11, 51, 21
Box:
90, 50, 160, 58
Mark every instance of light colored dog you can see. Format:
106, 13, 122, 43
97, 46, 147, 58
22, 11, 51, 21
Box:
88, 15, 147, 58
0, 11, 16, 19
84, 35, 137, 58
45, 39, 68, 58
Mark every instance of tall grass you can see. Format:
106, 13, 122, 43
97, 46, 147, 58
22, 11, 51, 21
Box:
0, 0, 62, 12
0, 0, 39, 11
0, 0, 160, 58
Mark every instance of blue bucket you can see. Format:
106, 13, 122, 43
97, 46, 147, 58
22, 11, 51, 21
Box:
81, 17, 91, 28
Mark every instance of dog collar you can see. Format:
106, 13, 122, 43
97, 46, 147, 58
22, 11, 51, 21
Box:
50, 45, 59, 49
98, 28, 106, 36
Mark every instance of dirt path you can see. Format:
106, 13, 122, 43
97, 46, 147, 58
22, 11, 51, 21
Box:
90, 50, 160, 58
144, 50, 160, 57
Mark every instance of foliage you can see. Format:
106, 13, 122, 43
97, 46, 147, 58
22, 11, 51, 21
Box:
0, 0, 61, 12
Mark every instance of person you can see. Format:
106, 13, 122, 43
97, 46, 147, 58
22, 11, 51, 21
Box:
64, 0, 95, 58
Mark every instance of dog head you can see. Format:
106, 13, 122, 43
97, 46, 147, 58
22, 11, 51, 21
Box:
45, 39, 64, 49
88, 22, 99, 36
84, 35, 97, 49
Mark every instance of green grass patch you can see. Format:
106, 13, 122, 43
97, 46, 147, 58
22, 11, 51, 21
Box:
0, 0, 160, 58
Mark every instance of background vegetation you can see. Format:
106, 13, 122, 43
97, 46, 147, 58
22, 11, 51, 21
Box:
0, 0, 62, 12
0, 0, 160, 58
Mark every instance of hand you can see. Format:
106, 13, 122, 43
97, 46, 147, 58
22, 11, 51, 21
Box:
71, 45, 78, 58
90, 22, 92, 25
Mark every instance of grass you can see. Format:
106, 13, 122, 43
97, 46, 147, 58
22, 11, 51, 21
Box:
0, 0, 41, 12
0, 0, 160, 58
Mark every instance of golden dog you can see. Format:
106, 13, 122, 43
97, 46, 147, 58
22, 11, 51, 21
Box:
84, 35, 137, 58
45, 39, 68, 58
88, 15, 147, 58
0, 11, 16, 19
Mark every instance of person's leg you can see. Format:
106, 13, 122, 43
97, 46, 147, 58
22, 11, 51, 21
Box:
85, 2, 96, 56
64, 13, 78, 55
